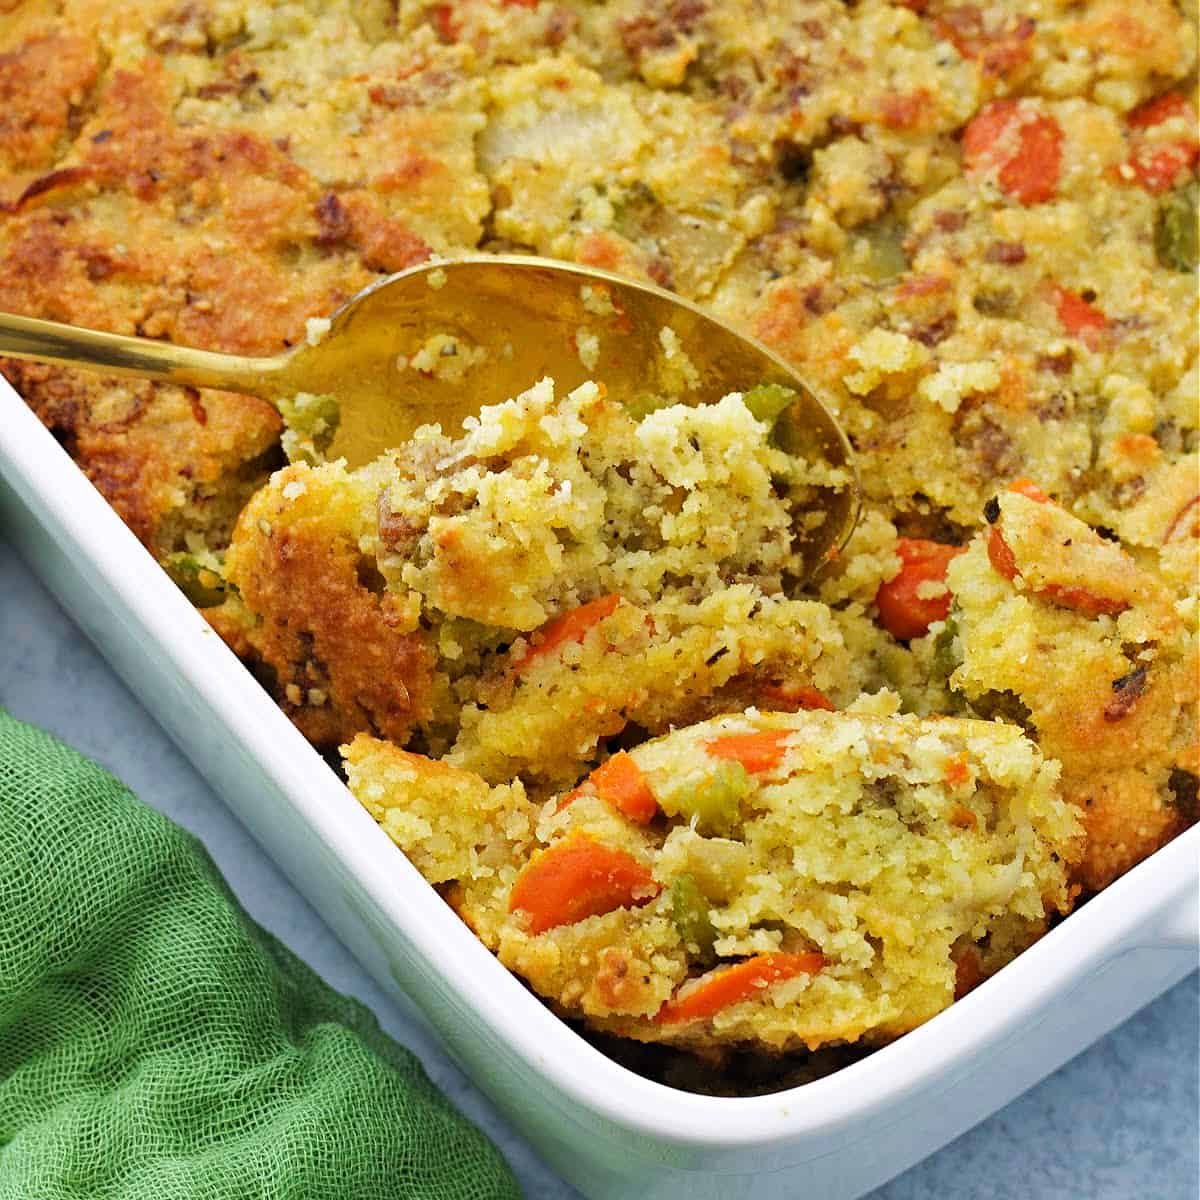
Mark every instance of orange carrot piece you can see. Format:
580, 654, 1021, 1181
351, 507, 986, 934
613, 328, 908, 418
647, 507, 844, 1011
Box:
874, 538, 965, 641
431, 3, 459, 40
988, 527, 1129, 616
944, 754, 972, 789
935, 8, 1034, 80
591, 752, 658, 823
1052, 286, 1108, 348
986, 527, 1018, 581
760, 682, 837, 712
1007, 477, 1050, 503
879, 88, 932, 131
963, 100, 1062, 205
514, 594, 622, 673
559, 752, 658, 823
1130, 143, 1200, 194
704, 730, 791, 774
1038, 584, 1129, 618
1128, 92, 1192, 129
655, 953, 824, 1025
508, 835, 659, 935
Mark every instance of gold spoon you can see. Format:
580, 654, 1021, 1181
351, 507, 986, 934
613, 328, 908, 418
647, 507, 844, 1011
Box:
0, 254, 858, 576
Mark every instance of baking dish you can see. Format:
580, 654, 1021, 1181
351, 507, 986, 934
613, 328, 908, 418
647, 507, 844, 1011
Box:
1, 376, 1196, 1200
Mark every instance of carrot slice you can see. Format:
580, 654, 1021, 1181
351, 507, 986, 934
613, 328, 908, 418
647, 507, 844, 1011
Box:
655, 953, 824, 1025
591, 752, 658, 823
963, 100, 1062, 205
1007, 477, 1050, 503
558, 752, 658, 824
988, 530, 1129, 616
704, 730, 791, 774
879, 88, 932, 131
987, 526, 1019, 581
935, 8, 1034, 80
430, 3, 459, 41
874, 538, 965, 641
760, 682, 837, 712
1052, 286, 1108, 349
1128, 92, 1192, 129
1038, 584, 1129, 618
1131, 143, 1200, 194
508, 835, 659, 935
944, 753, 972, 789
514, 594, 622, 673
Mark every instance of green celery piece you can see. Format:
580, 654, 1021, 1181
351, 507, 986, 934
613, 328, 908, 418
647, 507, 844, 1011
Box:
1156, 182, 1198, 273
278, 392, 341, 463
741, 383, 798, 428
668, 760, 751, 836
671, 874, 717, 960
623, 392, 672, 421
931, 615, 960, 679
162, 553, 228, 608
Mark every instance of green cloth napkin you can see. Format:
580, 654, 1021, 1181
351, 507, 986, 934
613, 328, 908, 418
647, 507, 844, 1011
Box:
0, 708, 522, 1199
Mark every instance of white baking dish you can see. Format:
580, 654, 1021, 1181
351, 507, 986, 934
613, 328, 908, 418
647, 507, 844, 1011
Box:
1, 376, 1196, 1200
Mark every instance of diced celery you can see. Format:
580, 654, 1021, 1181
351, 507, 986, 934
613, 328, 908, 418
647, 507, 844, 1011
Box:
931, 615, 960, 679
162, 553, 228, 608
671, 873, 716, 959
741, 382, 798, 428
1156, 182, 1198, 273
667, 761, 751, 836
623, 392, 672, 421
278, 392, 341, 464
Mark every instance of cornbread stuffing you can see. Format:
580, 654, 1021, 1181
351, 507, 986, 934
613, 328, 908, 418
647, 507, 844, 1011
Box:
217, 379, 850, 771
345, 705, 1081, 1054
1, 0, 1195, 1076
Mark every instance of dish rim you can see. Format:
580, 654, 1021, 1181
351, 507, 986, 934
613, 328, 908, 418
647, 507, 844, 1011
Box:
1, 377, 1196, 1154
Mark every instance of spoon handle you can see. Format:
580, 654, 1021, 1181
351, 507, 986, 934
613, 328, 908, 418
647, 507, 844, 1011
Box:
0, 311, 288, 399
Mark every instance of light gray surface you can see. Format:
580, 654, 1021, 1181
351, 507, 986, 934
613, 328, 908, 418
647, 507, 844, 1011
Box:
1, 533, 1196, 1200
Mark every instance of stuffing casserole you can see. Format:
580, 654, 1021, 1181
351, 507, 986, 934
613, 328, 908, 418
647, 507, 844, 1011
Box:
1, 0, 1195, 1069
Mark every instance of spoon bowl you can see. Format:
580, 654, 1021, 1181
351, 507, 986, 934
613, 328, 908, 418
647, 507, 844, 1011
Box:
0, 254, 859, 577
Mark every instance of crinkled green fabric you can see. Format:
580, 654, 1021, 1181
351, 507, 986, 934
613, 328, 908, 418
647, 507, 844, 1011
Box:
0, 708, 522, 1200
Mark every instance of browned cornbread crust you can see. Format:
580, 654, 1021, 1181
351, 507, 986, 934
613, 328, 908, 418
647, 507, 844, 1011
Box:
2, 2, 1195, 549
0, 4, 433, 548
1, 0, 1196, 900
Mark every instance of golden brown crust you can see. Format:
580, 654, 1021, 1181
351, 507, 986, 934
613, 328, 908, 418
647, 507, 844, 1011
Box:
947, 493, 1198, 891
224, 465, 441, 748
3, 357, 280, 546
0, 30, 99, 176
0, 45, 430, 551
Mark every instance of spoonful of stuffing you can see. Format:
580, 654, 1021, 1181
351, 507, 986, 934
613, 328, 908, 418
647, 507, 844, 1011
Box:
0, 254, 858, 579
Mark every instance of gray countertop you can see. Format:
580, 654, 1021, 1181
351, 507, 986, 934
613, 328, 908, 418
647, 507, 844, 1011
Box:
1, 535, 1196, 1200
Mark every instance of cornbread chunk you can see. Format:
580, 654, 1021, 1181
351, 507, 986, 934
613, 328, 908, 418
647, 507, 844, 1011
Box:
450, 586, 848, 790
221, 378, 849, 764
378, 377, 843, 627
218, 456, 445, 749
346, 707, 1081, 1054
943, 489, 1199, 891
